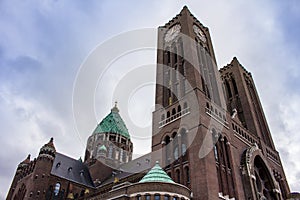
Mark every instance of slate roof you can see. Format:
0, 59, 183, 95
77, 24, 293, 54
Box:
99, 153, 152, 186
92, 104, 130, 139
51, 152, 94, 188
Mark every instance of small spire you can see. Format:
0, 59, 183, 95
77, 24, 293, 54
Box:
231, 56, 239, 65
20, 154, 31, 165
111, 101, 119, 113
47, 137, 55, 149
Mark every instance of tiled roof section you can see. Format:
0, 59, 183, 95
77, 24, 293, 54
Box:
139, 161, 174, 183
51, 152, 94, 188
119, 153, 151, 173
99, 153, 152, 186
92, 104, 130, 139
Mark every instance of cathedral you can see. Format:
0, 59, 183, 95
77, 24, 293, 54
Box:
7, 6, 299, 200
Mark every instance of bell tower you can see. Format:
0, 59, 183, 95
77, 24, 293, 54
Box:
152, 6, 227, 200
152, 6, 290, 200
220, 57, 275, 149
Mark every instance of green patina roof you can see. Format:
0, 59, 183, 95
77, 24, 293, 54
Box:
139, 161, 175, 183
93, 103, 130, 139
99, 145, 107, 151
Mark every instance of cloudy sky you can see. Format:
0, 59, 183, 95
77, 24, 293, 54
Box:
1, 0, 300, 197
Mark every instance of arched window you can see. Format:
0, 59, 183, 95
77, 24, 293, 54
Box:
54, 183, 60, 196
164, 195, 170, 200
254, 156, 277, 199
145, 194, 151, 200
155, 194, 161, 200
161, 114, 165, 121
173, 132, 179, 160
181, 129, 187, 157
177, 105, 181, 114
172, 108, 176, 116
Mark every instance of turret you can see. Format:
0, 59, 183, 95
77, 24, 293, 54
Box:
6, 154, 31, 200
38, 137, 56, 160
85, 103, 133, 185
30, 138, 56, 197
85, 103, 133, 166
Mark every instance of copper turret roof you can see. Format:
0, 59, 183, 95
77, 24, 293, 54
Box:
92, 103, 130, 139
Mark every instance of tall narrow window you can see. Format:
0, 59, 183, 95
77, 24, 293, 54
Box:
54, 183, 60, 196
108, 145, 113, 158
176, 169, 180, 183
225, 80, 232, 98
167, 51, 171, 64
165, 136, 171, 165
185, 166, 190, 184
213, 145, 219, 162
231, 77, 238, 95
174, 48, 178, 64
214, 134, 235, 198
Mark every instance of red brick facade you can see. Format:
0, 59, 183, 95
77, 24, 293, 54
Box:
7, 6, 294, 200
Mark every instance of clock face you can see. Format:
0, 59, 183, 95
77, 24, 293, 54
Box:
165, 24, 181, 43
193, 25, 206, 43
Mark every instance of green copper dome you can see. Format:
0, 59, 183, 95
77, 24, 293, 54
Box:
139, 161, 175, 183
93, 103, 130, 139
99, 145, 107, 151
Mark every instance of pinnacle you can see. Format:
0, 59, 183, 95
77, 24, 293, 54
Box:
111, 101, 119, 113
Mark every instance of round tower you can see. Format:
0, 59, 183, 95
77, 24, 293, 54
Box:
30, 138, 56, 197
6, 154, 31, 199
38, 137, 56, 160
85, 103, 133, 168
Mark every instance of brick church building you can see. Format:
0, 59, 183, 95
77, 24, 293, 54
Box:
7, 6, 299, 200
